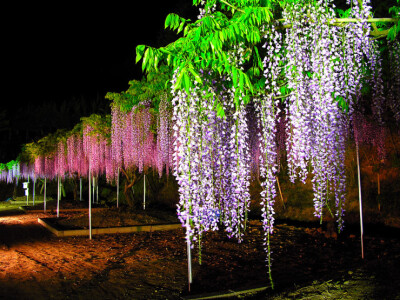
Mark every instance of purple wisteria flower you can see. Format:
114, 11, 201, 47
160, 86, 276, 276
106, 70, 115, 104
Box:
387, 41, 400, 123
172, 63, 251, 250
258, 21, 282, 285
283, 0, 358, 229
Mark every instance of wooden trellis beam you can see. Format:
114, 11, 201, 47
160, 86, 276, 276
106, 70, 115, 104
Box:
332, 17, 398, 23
275, 17, 398, 38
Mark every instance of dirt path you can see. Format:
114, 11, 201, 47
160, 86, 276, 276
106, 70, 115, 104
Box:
0, 212, 399, 299
0, 212, 188, 299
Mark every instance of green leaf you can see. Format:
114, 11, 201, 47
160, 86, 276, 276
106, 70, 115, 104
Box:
165, 13, 172, 29
253, 46, 263, 69
177, 20, 186, 33
243, 94, 251, 105
174, 68, 185, 90
239, 72, 244, 91
172, 14, 178, 30
216, 103, 226, 118
249, 66, 260, 77
244, 73, 253, 93
232, 68, 238, 84
335, 95, 348, 112
188, 67, 203, 85
183, 71, 191, 92
154, 55, 159, 71
136, 45, 146, 63
255, 78, 266, 89
142, 48, 150, 71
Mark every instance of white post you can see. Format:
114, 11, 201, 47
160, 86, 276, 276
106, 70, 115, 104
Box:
57, 176, 60, 218
26, 175, 30, 205
96, 176, 99, 204
117, 168, 119, 208
33, 177, 36, 206
143, 174, 146, 210
356, 141, 364, 259
186, 217, 192, 292
44, 177, 47, 212
89, 169, 92, 240
92, 176, 95, 204
61, 180, 63, 199
94, 176, 96, 203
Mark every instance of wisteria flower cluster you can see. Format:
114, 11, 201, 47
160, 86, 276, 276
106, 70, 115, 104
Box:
246, 104, 261, 179
2, 0, 395, 290
387, 40, 400, 123
157, 95, 174, 177
111, 104, 157, 177
0, 162, 20, 184
83, 124, 109, 177
257, 22, 282, 284
172, 67, 251, 252
368, 41, 385, 125
281, 0, 372, 228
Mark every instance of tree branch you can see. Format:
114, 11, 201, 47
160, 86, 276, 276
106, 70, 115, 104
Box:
331, 17, 398, 24
219, 0, 245, 13
274, 17, 398, 38
120, 167, 131, 182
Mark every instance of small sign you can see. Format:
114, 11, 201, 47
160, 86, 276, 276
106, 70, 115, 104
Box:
23, 182, 28, 189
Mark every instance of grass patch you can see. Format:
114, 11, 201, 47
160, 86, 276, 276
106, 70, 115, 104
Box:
0, 195, 53, 211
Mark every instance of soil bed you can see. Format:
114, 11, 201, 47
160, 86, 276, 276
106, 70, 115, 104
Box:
21, 199, 89, 211
0, 211, 399, 299
52, 208, 179, 230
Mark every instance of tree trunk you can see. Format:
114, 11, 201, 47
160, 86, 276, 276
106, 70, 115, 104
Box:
72, 176, 78, 201
121, 167, 143, 208
13, 183, 17, 199
124, 181, 135, 207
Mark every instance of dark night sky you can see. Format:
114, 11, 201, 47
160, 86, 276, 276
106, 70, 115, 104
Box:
2, 0, 393, 108
3, 2, 196, 106
1, 1, 197, 161
1, 0, 394, 162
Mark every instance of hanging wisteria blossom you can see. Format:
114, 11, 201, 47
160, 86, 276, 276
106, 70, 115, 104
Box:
257, 21, 282, 285
387, 40, 400, 123
172, 67, 251, 254
282, 0, 359, 228
157, 95, 174, 177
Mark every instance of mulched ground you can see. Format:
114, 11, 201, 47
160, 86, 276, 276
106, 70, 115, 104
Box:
51, 208, 179, 230
0, 209, 399, 299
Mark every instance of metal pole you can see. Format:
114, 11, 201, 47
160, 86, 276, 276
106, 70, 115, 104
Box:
96, 176, 99, 204
356, 141, 364, 259
26, 175, 30, 205
89, 168, 92, 240
94, 176, 96, 203
117, 168, 119, 208
33, 177, 36, 206
186, 217, 192, 292
44, 177, 47, 212
80, 177, 82, 201
92, 176, 95, 204
57, 176, 60, 218
143, 174, 146, 210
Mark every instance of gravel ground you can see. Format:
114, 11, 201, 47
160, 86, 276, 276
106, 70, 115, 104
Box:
0, 211, 399, 299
